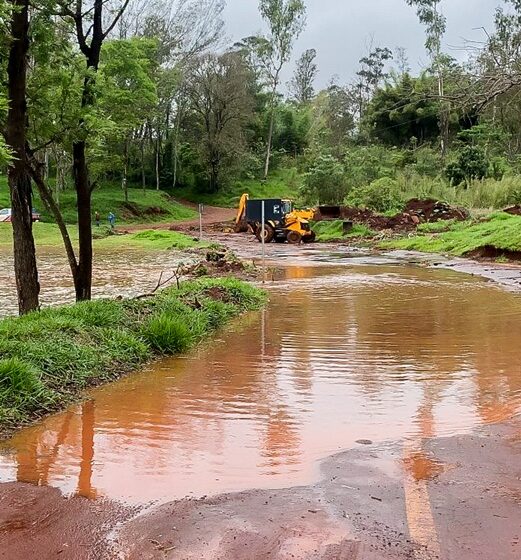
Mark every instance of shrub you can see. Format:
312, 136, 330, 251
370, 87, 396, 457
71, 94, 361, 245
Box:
0, 358, 49, 405
445, 146, 488, 186
346, 177, 403, 213
302, 153, 348, 205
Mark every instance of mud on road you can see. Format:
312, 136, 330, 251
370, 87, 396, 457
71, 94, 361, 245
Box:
1, 420, 520, 559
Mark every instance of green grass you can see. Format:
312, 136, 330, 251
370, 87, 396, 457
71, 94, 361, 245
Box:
173, 168, 303, 208
313, 220, 376, 242
97, 230, 204, 251
0, 223, 202, 251
384, 213, 521, 256
0, 177, 197, 224
0, 278, 266, 436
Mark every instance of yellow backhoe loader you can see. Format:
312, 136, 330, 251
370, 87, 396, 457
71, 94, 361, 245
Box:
235, 194, 316, 244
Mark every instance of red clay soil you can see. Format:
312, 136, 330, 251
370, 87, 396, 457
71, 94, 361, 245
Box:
503, 205, 521, 216
0, 482, 133, 560
464, 245, 521, 262
1, 420, 519, 560
119, 203, 235, 234
336, 199, 469, 232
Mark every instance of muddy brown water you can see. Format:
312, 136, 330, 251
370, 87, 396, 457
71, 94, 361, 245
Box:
1, 259, 521, 507
0, 247, 193, 317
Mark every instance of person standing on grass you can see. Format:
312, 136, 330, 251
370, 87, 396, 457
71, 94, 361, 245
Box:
95, 211, 100, 227
108, 212, 116, 230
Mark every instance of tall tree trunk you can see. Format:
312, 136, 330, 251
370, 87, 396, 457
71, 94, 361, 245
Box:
155, 138, 160, 191
263, 108, 275, 181
122, 137, 129, 203
6, 0, 40, 315
263, 80, 279, 180
141, 134, 146, 195
73, 140, 93, 301
437, 64, 449, 158
70, 0, 104, 302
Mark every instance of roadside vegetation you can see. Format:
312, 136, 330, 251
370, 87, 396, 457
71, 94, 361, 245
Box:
0, 223, 204, 251
313, 220, 376, 243
0, 278, 266, 437
384, 213, 521, 257
0, 178, 196, 225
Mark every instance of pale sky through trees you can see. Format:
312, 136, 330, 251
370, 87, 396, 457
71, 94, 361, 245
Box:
223, 0, 499, 88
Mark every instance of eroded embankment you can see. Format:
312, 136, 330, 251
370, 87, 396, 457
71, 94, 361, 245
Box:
0, 278, 265, 439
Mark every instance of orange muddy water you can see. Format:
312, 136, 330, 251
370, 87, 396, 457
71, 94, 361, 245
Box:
1, 263, 521, 506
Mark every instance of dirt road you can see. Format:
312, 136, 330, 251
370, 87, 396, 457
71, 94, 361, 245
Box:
1, 420, 520, 559
120, 202, 235, 233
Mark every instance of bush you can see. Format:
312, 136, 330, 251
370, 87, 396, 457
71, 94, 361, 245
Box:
445, 146, 488, 186
346, 177, 403, 213
141, 313, 193, 354
302, 153, 348, 205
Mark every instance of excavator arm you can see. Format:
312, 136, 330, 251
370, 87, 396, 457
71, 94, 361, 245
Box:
236, 193, 249, 224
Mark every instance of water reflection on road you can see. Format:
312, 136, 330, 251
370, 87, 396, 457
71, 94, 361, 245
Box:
1, 263, 521, 505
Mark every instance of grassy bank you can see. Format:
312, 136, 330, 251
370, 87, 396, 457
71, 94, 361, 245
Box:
0, 223, 204, 251
173, 168, 302, 208
0, 178, 196, 224
312, 220, 376, 242
0, 278, 266, 437
383, 213, 521, 256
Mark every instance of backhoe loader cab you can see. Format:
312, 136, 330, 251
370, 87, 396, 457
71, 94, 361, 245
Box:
235, 194, 316, 244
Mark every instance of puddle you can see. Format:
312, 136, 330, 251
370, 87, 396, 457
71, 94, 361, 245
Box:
1, 261, 521, 505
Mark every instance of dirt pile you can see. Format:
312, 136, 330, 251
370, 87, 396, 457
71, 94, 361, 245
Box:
186, 249, 258, 279
503, 205, 521, 216
337, 199, 469, 232
121, 202, 167, 220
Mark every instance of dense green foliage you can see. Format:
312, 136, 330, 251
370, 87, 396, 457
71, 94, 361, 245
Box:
3, 0, 521, 213
0, 278, 266, 433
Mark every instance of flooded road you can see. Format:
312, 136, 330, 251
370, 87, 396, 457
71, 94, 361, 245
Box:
1, 261, 520, 508
0, 247, 191, 317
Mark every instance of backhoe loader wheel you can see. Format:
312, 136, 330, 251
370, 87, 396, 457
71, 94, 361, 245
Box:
302, 231, 316, 243
256, 223, 275, 243
286, 231, 302, 244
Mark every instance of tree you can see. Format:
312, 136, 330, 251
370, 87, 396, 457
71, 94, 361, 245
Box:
4, 0, 40, 314
54, 0, 131, 301
288, 48, 317, 104
364, 74, 441, 146
405, 0, 449, 155
302, 152, 347, 205
98, 38, 158, 202
355, 46, 393, 120
184, 52, 254, 191
257, 0, 307, 179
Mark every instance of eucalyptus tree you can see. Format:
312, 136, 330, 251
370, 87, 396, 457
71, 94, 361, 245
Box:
184, 52, 255, 192
405, 0, 449, 155
355, 46, 393, 121
3, 0, 40, 314
288, 48, 317, 104
256, 0, 307, 179
50, 0, 132, 301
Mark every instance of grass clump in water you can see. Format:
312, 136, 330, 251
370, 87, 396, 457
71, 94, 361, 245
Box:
0, 278, 266, 437
142, 314, 193, 354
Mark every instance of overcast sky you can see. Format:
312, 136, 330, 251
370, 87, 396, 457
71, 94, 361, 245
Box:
222, 0, 501, 88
